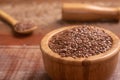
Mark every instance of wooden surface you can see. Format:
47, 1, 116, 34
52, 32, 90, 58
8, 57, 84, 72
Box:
0, 0, 120, 80
0, 46, 119, 80
0, 46, 51, 80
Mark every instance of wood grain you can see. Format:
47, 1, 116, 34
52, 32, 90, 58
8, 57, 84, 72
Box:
0, 46, 51, 80
0, 46, 119, 80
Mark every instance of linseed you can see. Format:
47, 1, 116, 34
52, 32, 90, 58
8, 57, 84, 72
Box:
49, 25, 113, 58
15, 22, 35, 32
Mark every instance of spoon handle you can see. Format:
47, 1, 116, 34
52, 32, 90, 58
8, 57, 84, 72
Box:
62, 3, 119, 21
0, 10, 18, 26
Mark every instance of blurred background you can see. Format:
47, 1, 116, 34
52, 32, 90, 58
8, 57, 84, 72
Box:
0, 0, 120, 45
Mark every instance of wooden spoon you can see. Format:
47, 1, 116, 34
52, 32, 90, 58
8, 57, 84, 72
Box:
0, 10, 37, 34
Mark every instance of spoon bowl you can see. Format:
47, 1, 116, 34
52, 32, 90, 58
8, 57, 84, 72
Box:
14, 26, 37, 34
14, 22, 38, 34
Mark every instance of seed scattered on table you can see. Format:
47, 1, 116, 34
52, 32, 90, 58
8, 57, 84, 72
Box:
49, 25, 113, 58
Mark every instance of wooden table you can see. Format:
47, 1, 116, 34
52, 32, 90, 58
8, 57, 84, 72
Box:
0, 0, 120, 80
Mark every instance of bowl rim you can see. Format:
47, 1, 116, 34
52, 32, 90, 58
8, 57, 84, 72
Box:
40, 25, 120, 65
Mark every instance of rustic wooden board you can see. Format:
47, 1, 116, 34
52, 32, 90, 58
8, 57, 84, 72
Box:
0, 46, 119, 80
0, 46, 51, 80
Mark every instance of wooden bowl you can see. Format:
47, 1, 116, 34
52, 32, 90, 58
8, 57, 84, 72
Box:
40, 26, 120, 80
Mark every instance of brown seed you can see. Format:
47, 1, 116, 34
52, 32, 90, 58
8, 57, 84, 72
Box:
49, 25, 113, 58
15, 22, 35, 32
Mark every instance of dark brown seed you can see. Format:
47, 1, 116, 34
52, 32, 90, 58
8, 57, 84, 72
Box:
15, 22, 35, 32
48, 25, 113, 58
